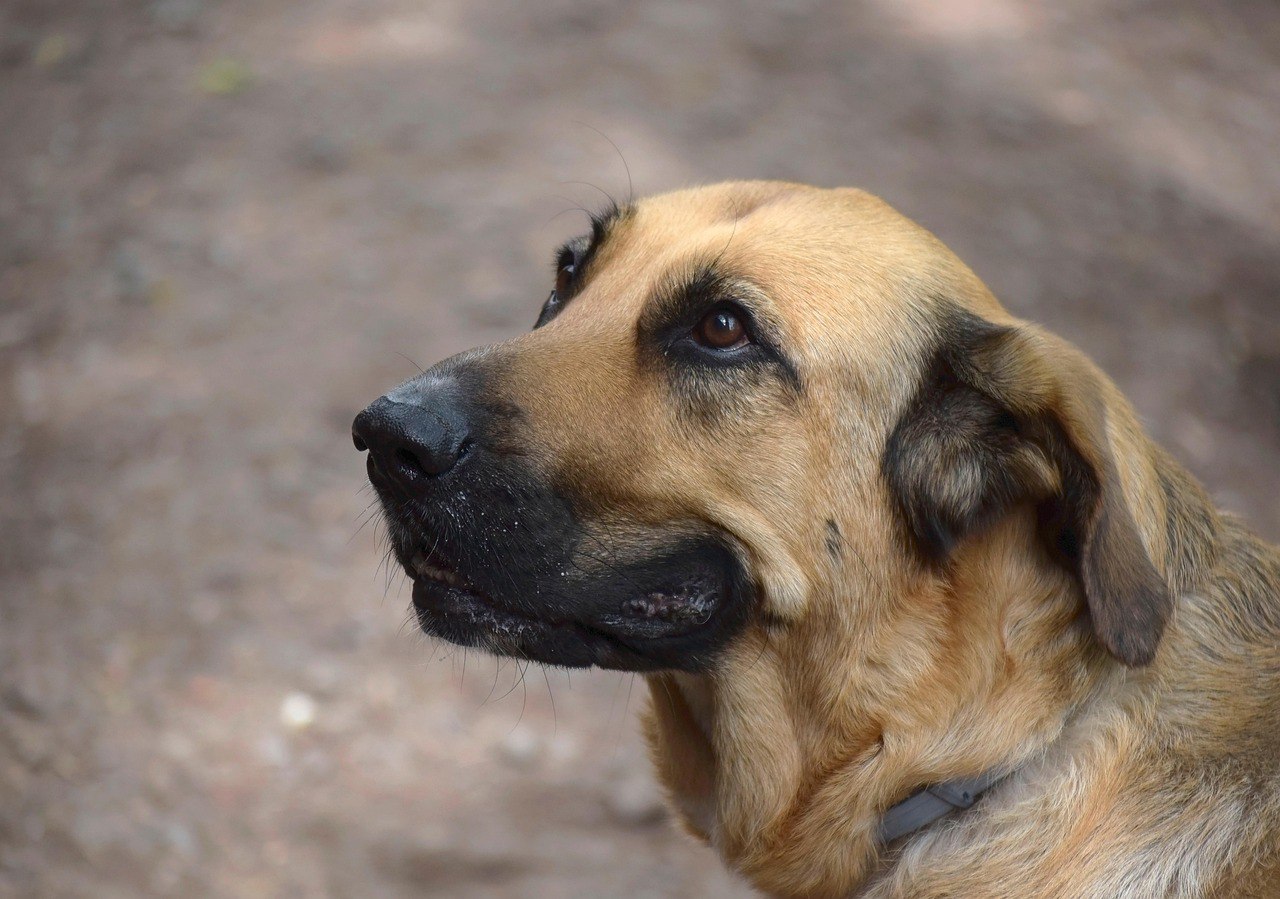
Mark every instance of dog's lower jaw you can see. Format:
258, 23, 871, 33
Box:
642, 512, 1114, 898
642, 672, 719, 841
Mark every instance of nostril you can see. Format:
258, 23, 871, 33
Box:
354, 394, 471, 486
394, 447, 429, 479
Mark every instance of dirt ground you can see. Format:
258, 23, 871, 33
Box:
1, 0, 1278, 896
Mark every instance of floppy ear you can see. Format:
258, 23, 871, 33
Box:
883, 308, 1173, 666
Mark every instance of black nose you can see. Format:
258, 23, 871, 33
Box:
352, 390, 472, 491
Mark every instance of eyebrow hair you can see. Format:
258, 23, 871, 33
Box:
641, 263, 736, 331
640, 261, 803, 391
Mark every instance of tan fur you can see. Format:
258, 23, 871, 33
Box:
489, 182, 1280, 896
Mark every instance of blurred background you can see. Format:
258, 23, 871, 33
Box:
2, 0, 1278, 896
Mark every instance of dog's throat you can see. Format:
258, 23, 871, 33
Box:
878, 768, 1009, 844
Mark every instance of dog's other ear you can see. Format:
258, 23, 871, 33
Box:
884, 308, 1173, 666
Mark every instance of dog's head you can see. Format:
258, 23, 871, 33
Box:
354, 181, 1171, 673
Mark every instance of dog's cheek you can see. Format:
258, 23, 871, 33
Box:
666, 363, 792, 430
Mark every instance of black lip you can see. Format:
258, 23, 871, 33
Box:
403, 540, 744, 672
411, 576, 671, 670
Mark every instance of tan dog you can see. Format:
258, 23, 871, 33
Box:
353, 182, 1280, 897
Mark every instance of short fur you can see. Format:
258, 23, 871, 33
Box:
628, 185, 1280, 897
369, 182, 1280, 897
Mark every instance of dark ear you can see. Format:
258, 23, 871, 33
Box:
883, 309, 1173, 666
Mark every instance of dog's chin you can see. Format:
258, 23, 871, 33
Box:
405, 544, 748, 672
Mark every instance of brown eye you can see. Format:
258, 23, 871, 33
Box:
555, 262, 575, 296
693, 307, 749, 350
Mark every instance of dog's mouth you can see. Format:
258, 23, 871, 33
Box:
407, 548, 584, 649
409, 551, 472, 591
401, 540, 747, 672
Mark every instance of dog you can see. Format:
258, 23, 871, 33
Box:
353, 181, 1280, 897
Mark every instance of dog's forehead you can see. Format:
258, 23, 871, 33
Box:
615, 181, 871, 268
634, 180, 819, 226
574, 181, 1005, 337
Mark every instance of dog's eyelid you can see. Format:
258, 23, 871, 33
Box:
705, 279, 782, 332
552, 244, 580, 282
709, 294, 786, 351
554, 244, 578, 272
534, 288, 563, 329
711, 295, 801, 388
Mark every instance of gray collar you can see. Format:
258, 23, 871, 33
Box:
877, 769, 1008, 844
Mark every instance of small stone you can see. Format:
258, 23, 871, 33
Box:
497, 729, 541, 768
2, 685, 44, 719
303, 660, 342, 698
164, 821, 197, 857
1050, 88, 1099, 127
604, 773, 666, 827
197, 58, 253, 97
279, 692, 317, 731
160, 731, 195, 762
148, 278, 178, 309
257, 734, 289, 767
33, 34, 70, 69
547, 733, 580, 764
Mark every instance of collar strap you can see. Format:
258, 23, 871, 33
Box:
877, 769, 1008, 844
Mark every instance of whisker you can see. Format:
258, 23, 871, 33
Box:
611, 672, 639, 761
394, 351, 426, 376
512, 662, 530, 733
573, 122, 633, 205
482, 656, 505, 706
542, 667, 558, 737
557, 178, 617, 210
546, 206, 593, 227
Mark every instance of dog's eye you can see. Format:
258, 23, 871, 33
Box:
693, 306, 749, 351
555, 262, 575, 297
536, 253, 579, 328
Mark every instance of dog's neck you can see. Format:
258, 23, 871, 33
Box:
644, 510, 1124, 897
876, 765, 1010, 844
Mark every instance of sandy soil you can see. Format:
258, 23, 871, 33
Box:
1, 0, 1278, 896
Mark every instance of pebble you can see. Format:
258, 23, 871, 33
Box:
2, 685, 44, 720
497, 729, 541, 768
257, 734, 289, 768
279, 692, 317, 731
303, 660, 342, 698
32, 34, 71, 70
604, 773, 666, 828
197, 58, 254, 97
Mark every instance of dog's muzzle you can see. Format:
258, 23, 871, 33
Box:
352, 358, 751, 672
